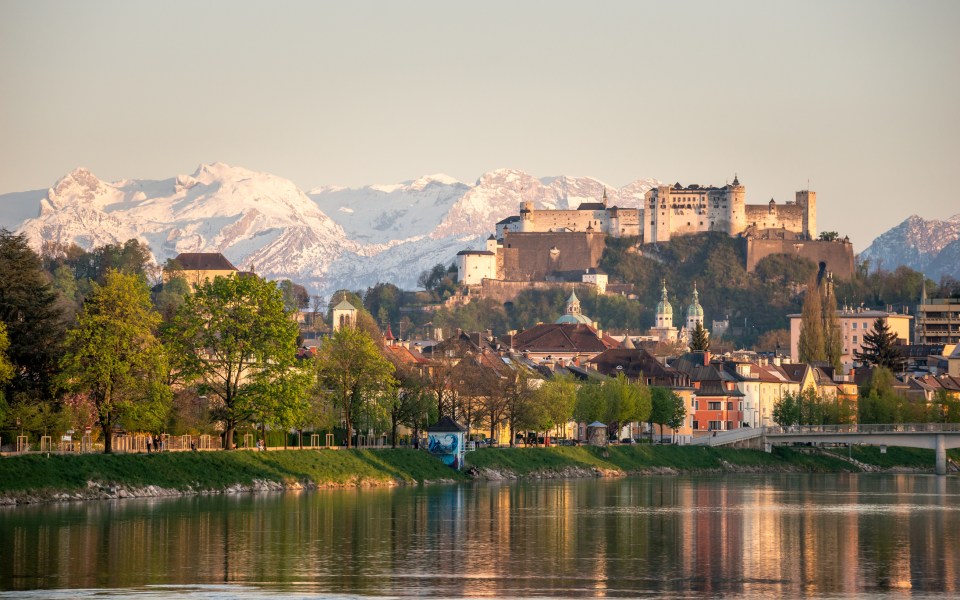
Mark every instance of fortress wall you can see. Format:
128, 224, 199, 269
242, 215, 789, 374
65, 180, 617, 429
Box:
746, 238, 854, 279
525, 209, 605, 233
480, 279, 589, 303
744, 204, 804, 233
500, 231, 605, 281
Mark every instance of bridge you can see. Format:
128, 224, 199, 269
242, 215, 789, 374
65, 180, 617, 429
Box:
690, 423, 960, 475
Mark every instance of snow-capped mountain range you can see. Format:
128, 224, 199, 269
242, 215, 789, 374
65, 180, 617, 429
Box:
0, 163, 658, 295
858, 214, 960, 282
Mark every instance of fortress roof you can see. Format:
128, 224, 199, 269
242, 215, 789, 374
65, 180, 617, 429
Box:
577, 202, 606, 210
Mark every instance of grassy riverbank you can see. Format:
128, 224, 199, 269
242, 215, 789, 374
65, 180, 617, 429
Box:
465, 444, 860, 475
0, 445, 952, 504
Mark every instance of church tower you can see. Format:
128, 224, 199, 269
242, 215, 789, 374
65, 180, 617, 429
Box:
650, 280, 678, 343
656, 280, 673, 329
685, 282, 705, 331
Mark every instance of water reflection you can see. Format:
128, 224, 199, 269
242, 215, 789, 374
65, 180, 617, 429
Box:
2, 474, 959, 598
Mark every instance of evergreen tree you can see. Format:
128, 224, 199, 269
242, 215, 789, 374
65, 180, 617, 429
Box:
797, 278, 825, 364
855, 317, 906, 372
689, 321, 710, 352
59, 271, 170, 453
822, 278, 843, 371
0, 230, 65, 400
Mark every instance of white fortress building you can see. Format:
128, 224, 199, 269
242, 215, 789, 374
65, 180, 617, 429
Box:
456, 174, 834, 296
495, 190, 641, 239
644, 175, 816, 243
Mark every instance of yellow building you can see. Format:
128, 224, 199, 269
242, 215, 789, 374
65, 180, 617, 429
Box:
788, 309, 912, 371
164, 252, 238, 289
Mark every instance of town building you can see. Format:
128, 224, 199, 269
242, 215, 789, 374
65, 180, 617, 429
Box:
164, 252, 237, 289
644, 176, 816, 243
788, 308, 913, 371
915, 290, 960, 346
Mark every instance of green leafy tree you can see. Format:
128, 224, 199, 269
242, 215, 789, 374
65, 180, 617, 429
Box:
497, 366, 537, 446
689, 321, 710, 352
855, 317, 906, 372
858, 367, 901, 424
534, 374, 578, 438
385, 358, 434, 447
822, 282, 843, 371
314, 325, 395, 448
602, 373, 651, 438
933, 389, 960, 424
573, 381, 605, 425
59, 271, 170, 453
649, 387, 685, 442
167, 274, 300, 449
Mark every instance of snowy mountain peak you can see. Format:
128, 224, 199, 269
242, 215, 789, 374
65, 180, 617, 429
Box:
859, 213, 960, 280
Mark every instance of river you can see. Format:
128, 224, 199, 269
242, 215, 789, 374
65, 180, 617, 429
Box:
1, 474, 958, 598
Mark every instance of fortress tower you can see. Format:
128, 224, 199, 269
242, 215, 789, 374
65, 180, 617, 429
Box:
796, 190, 816, 238
727, 174, 746, 235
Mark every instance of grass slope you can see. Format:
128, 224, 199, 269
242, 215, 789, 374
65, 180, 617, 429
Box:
465, 445, 858, 475
0, 449, 466, 495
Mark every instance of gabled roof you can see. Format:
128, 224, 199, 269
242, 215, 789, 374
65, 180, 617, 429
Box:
510, 323, 616, 354
333, 300, 357, 311
588, 348, 686, 383
173, 252, 237, 271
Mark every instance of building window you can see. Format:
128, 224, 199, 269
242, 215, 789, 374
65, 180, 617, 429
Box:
853, 335, 858, 344
727, 402, 733, 410
852, 322, 857, 329
708, 401, 721, 410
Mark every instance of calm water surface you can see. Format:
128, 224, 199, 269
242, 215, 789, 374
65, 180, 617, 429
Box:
1, 474, 959, 598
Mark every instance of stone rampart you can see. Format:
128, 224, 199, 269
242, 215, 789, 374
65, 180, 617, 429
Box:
746, 238, 854, 279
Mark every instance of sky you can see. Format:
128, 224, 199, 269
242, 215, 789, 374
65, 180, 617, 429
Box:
1, 0, 958, 250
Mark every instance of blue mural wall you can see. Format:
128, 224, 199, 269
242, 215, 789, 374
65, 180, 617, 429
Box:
428, 431, 465, 470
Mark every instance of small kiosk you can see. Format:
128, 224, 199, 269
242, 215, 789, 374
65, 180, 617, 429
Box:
587, 421, 609, 446
426, 417, 467, 470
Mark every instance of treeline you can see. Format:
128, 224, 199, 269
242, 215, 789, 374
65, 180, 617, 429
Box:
773, 367, 960, 427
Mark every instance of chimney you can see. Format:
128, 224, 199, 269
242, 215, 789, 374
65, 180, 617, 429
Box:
703, 351, 711, 366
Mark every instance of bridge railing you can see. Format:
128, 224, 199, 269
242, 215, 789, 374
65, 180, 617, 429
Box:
766, 423, 960, 435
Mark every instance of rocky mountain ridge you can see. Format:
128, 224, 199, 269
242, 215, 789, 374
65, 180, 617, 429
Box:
1, 164, 658, 295
858, 214, 960, 281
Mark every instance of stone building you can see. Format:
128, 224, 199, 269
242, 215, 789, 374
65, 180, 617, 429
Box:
643, 175, 816, 243
164, 252, 237, 289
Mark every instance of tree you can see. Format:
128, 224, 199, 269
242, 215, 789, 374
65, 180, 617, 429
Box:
689, 321, 710, 352
167, 274, 300, 449
649, 387, 685, 442
278, 279, 310, 313
855, 317, 906, 372
314, 325, 395, 448
59, 271, 170, 453
0, 230, 65, 401
822, 280, 843, 371
385, 357, 434, 448
858, 367, 901, 424
534, 374, 578, 438
601, 373, 651, 439
818, 231, 840, 241
573, 381, 605, 425
797, 278, 825, 364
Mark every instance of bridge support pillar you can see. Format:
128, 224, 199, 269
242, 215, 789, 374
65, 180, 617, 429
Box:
936, 434, 947, 476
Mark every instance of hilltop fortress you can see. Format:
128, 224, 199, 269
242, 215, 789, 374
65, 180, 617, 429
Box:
457, 175, 852, 300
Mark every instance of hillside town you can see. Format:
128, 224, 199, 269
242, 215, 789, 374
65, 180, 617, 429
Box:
4, 173, 956, 460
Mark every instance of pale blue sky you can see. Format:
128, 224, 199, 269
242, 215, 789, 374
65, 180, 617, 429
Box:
1, 0, 957, 248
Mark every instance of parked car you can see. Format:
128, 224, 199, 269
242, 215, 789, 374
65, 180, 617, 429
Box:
620, 438, 637, 445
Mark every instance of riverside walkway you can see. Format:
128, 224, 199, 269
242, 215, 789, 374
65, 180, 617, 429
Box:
691, 423, 960, 475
